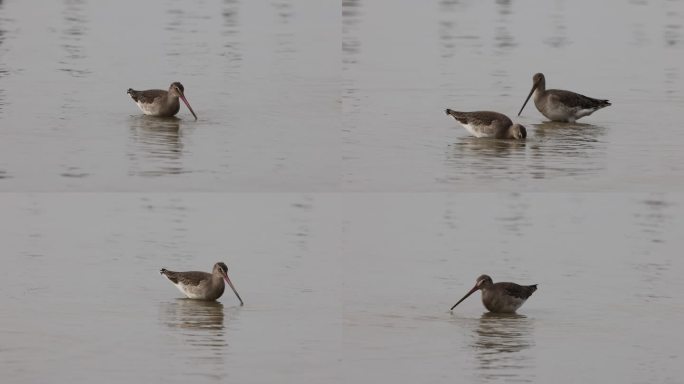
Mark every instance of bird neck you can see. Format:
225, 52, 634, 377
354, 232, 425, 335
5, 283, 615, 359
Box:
211, 273, 225, 287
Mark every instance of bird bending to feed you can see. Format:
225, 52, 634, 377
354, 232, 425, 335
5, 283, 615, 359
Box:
517, 73, 610, 123
445, 109, 527, 139
160, 262, 243, 304
127, 82, 198, 120
450, 274, 537, 313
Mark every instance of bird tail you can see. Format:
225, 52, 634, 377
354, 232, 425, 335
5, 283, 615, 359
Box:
126, 88, 140, 103
445, 109, 467, 123
445, 108, 460, 116
127, 88, 140, 101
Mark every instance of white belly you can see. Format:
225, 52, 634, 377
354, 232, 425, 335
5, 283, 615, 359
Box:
172, 283, 203, 299
462, 123, 490, 138
137, 101, 162, 116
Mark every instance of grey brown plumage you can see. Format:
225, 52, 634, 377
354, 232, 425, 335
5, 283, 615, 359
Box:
160, 268, 209, 287
127, 82, 198, 120
445, 109, 526, 139
127, 89, 174, 106
518, 73, 610, 122
450, 274, 537, 313
160, 262, 243, 304
500, 282, 537, 300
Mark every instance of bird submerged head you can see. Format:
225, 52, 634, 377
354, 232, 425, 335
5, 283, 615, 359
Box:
508, 124, 527, 140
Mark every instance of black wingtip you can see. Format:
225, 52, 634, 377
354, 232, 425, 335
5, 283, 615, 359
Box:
445, 108, 453, 115
160, 268, 167, 275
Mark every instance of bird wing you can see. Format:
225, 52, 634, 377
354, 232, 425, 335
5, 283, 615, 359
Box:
162, 270, 210, 286
502, 283, 537, 300
549, 89, 610, 109
466, 111, 512, 126
127, 89, 166, 104
446, 110, 512, 131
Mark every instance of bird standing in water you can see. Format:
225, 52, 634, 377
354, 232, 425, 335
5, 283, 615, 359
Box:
517, 73, 610, 122
127, 82, 198, 120
450, 274, 537, 313
160, 262, 243, 304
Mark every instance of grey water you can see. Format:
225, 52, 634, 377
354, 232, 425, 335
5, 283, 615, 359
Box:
1, 0, 684, 383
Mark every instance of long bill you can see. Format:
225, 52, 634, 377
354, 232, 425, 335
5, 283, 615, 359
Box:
223, 273, 244, 306
517, 83, 538, 116
179, 93, 198, 120
450, 285, 479, 311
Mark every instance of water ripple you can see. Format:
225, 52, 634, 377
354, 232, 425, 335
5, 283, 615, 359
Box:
127, 116, 187, 177
472, 313, 536, 383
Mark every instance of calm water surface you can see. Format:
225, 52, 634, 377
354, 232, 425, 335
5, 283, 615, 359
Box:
2, 0, 684, 383
0, 0, 682, 191
2, 194, 684, 383
342, 0, 684, 191
0, 0, 340, 191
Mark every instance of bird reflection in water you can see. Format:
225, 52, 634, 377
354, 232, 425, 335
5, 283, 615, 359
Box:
128, 115, 185, 176
159, 299, 233, 377
161, 298, 226, 331
532, 121, 607, 143
453, 136, 527, 156
447, 137, 527, 182
473, 312, 535, 382
529, 121, 607, 180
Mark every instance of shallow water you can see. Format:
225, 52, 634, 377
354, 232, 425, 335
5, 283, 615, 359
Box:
2, 194, 684, 383
0, 0, 682, 192
341, 0, 684, 192
1, 0, 684, 383
0, 0, 340, 192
